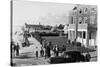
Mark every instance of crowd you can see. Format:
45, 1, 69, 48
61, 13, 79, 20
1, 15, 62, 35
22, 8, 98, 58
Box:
11, 38, 91, 62
35, 39, 67, 59
11, 39, 67, 58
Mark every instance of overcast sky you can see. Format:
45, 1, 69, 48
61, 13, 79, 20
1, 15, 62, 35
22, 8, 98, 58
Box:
12, 0, 75, 32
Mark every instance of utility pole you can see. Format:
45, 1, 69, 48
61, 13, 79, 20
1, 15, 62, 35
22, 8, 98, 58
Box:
74, 10, 78, 46
11, 0, 13, 66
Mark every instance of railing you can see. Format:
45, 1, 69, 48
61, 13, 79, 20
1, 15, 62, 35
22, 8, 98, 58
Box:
68, 24, 88, 30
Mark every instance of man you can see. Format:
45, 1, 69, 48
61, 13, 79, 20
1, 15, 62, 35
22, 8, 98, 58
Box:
47, 45, 51, 58
62, 45, 66, 51
53, 45, 59, 57
40, 47, 44, 57
45, 42, 51, 58
11, 41, 16, 57
85, 52, 91, 62
36, 47, 38, 59
16, 43, 20, 56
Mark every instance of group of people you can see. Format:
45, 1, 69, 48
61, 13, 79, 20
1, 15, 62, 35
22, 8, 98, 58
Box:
67, 39, 82, 47
35, 39, 66, 59
35, 40, 51, 59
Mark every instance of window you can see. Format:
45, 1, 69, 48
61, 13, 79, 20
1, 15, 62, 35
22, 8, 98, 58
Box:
85, 8, 88, 12
79, 21, 82, 24
91, 8, 95, 11
84, 8, 88, 13
83, 31, 86, 39
78, 17, 82, 24
89, 33, 91, 39
78, 32, 82, 38
71, 16, 73, 24
84, 17, 88, 23
79, 10, 82, 14
79, 9, 82, 14
67, 24, 69, 26
90, 16, 95, 24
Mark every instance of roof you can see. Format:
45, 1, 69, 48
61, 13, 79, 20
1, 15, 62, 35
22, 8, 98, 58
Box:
25, 24, 52, 30
26, 24, 44, 30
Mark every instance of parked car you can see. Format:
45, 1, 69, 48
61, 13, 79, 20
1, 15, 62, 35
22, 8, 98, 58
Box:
50, 51, 86, 64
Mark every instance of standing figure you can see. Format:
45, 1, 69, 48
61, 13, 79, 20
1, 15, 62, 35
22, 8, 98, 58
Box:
85, 52, 91, 62
36, 47, 38, 59
53, 45, 59, 57
47, 45, 51, 58
11, 41, 16, 57
13, 45, 16, 57
40, 47, 44, 57
45, 42, 51, 58
47, 42, 51, 58
16, 43, 20, 56
62, 45, 66, 51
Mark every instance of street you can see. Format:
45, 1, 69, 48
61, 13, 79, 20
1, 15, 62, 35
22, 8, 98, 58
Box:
12, 47, 97, 66
12, 52, 50, 66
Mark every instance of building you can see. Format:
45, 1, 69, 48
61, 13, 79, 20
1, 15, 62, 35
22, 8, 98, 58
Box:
64, 5, 97, 47
24, 23, 52, 33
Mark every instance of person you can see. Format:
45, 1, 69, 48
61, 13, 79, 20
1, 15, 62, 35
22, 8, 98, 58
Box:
85, 52, 91, 62
68, 40, 71, 45
47, 45, 51, 58
42, 39, 46, 48
11, 41, 16, 57
62, 45, 66, 51
13, 45, 16, 57
16, 43, 20, 56
45, 48, 47, 59
36, 47, 38, 59
53, 45, 59, 57
40, 47, 44, 57
72, 41, 75, 45
48, 42, 51, 57
45, 42, 51, 58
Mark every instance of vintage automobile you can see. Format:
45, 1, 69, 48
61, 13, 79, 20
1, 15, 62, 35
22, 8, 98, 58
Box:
50, 51, 85, 64
49, 46, 95, 64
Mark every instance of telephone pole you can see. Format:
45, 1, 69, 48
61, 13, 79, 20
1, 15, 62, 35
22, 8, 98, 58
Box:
74, 9, 78, 45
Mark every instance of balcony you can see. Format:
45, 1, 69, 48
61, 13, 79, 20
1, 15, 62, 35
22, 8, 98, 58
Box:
68, 24, 88, 31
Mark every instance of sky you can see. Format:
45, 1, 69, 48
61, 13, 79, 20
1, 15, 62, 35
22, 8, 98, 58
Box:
12, 0, 75, 33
